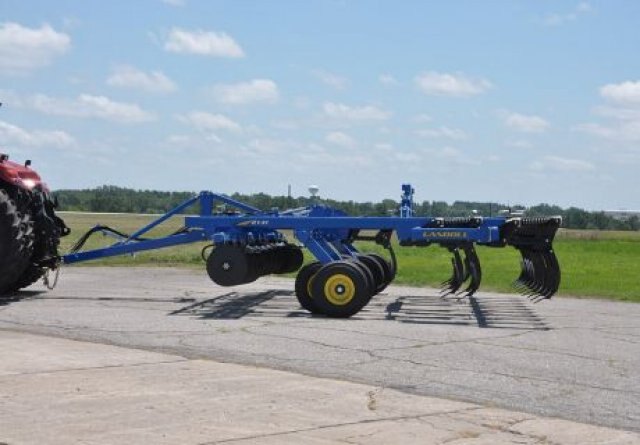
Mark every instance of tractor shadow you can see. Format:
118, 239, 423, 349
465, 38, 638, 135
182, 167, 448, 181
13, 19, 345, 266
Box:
0, 290, 47, 306
169, 289, 549, 330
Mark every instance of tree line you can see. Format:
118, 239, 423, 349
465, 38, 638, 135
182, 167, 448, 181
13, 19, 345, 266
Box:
55, 185, 639, 231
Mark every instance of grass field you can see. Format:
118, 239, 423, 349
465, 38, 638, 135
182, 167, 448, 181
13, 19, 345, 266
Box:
58, 212, 640, 303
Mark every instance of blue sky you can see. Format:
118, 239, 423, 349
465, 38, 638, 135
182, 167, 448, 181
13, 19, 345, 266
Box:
1, 1, 639, 210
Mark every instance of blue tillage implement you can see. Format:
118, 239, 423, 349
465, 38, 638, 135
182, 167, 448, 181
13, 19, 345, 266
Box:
63, 185, 561, 318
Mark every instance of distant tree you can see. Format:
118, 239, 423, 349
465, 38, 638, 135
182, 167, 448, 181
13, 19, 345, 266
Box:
526, 203, 564, 217
52, 186, 639, 231
564, 207, 590, 229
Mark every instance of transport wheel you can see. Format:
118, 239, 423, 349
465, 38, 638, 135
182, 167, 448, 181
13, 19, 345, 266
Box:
338, 254, 374, 294
350, 258, 378, 297
206, 245, 255, 286
0, 189, 34, 295
311, 261, 371, 318
294, 262, 323, 314
364, 253, 394, 292
356, 254, 387, 293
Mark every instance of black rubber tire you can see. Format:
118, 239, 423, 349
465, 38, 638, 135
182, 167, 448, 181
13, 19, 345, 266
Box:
364, 253, 394, 292
310, 260, 371, 318
0, 189, 35, 295
356, 254, 387, 293
294, 262, 323, 314
11, 265, 45, 291
350, 259, 375, 296
10, 207, 41, 291
338, 254, 375, 296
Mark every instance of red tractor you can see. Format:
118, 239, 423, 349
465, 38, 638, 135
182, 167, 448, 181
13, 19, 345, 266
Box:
0, 153, 69, 295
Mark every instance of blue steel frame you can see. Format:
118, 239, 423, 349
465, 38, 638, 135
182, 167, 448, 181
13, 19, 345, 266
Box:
62, 187, 509, 266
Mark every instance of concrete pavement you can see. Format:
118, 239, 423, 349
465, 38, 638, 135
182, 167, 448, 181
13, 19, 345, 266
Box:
1, 267, 639, 437
1, 331, 638, 445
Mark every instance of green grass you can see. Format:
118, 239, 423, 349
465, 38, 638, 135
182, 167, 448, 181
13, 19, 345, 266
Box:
58, 212, 208, 268
58, 213, 640, 302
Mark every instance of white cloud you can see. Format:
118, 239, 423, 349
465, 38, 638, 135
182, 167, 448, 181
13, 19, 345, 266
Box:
415, 71, 491, 97
395, 152, 421, 162
161, 0, 185, 6
379, 74, 399, 86
0, 22, 70, 75
211, 79, 279, 105
107, 65, 176, 93
577, 2, 593, 13
532, 156, 595, 172
74, 95, 156, 123
504, 112, 550, 133
577, 122, 640, 142
325, 131, 355, 148
415, 126, 466, 140
505, 139, 533, 149
245, 138, 295, 156
600, 81, 640, 105
543, 2, 593, 26
313, 70, 348, 89
0, 120, 74, 147
323, 102, 391, 121
375, 143, 393, 151
413, 114, 432, 123
270, 120, 299, 130
593, 105, 640, 121
295, 143, 372, 168
2, 91, 155, 123
577, 83, 640, 142
419, 146, 477, 165
440, 146, 461, 157
180, 111, 242, 132
166, 134, 191, 145
164, 27, 244, 58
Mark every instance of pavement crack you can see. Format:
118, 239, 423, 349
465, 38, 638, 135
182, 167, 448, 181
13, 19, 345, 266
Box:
363, 350, 640, 396
240, 326, 374, 354
472, 339, 622, 363
0, 358, 188, 378
199, 406, 482, 444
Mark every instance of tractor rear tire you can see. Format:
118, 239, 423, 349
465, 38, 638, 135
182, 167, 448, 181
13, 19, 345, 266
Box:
11, 265, 46, 291
0, 189, 35, 296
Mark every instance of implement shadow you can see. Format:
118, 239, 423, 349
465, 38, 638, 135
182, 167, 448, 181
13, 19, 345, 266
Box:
169, 288, 550, 330
169, 289, 312, 319
384, 293, 549, 330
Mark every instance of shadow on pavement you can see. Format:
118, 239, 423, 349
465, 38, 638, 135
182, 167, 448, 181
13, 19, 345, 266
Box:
169, 290, 305, 319
0, 290, 47, 306
383, 294, 548, 330
170, 289, 549, 330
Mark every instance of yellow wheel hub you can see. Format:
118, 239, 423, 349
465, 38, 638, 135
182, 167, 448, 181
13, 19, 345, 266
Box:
324, 273, 355, 306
